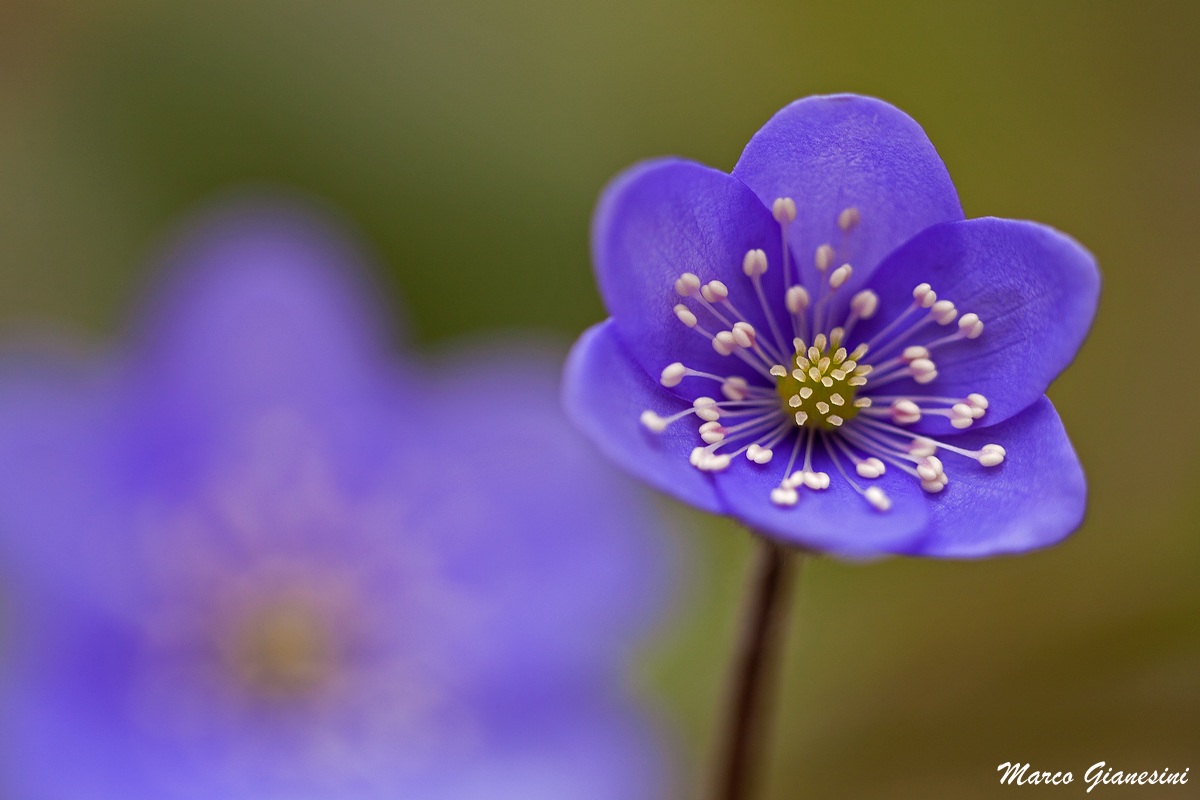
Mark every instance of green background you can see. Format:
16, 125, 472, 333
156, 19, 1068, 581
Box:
3, 1, 1197, 797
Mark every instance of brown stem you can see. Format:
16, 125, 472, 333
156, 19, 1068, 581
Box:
713, 534, 799, 800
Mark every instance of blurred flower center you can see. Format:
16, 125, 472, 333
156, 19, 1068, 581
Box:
222, 597, 337, 700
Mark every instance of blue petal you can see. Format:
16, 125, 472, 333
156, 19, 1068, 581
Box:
592, 159, 790, 386
854, 218, 1099, 432
710, 433, 929, 557
732, 94, 964, 300
563, 321, 723, 514
401, 340, 676, 667
896, 398, 1086, 557
129, 198, 401, 424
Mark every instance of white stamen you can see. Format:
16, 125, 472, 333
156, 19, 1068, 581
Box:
660, 362, 687, 387
829, 264, 853, 289
640, 410, 669, 432
931, 299, 958, 325
772, 197, 797, 224
713, 331, 737, 356
837, 206, 861, 232
815, 244, 834, 272
722, 376, 750, 401
701, 280, 729, 303
850, 289, 879, 319
746, 444, 774, 464
675, 273, 701, 297
864, 486, 891, 511
958, 312, 984, 339
771, 486, 798, 507
891, 399, 922, 425
913, 283, 937, 308
742, 248, 768, 277
693, 397, 720, 422
673, 304, 698, 328
731, 322, 755, 349
949, 403, 975, 429
978, 444, 1006, 467
786, 285, 810, 314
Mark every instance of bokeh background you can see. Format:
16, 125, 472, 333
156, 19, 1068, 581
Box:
3, 1, 1198, 797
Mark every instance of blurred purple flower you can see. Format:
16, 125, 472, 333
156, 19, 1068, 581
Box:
565, 94, 1099, 558
0, 201, 672, 799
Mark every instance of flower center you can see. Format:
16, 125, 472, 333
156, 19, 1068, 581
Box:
639, 198, 1007, 513
771, 332, 869, 430
224, 598, 336, 699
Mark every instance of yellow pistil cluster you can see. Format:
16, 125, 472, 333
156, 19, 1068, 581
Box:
772, 333, 872, 430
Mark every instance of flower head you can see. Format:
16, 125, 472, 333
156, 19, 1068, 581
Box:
0, 201, 671, 799
566, 95, 1099, 558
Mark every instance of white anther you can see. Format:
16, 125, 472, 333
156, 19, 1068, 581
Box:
909, 437, 937, 458
798, 387, 813, 399
689, 447, 704, 466
916, 456, 945, 483
913, 283, 937, 308
815, 244, 834, 272
902, 345, 930, 362
865, 486, 891, 511
701, 453, 732, 472
813, 333, 828, 351
829, 264, 853, 289
771, 486, 798, 507
908, 358, 937, 377
747, 444, 774, 465
713, 331, 737, 356
742, 248, 768, 277
815, 401, 830, 415
772, 197, 797, 224
769, 364, 787, 377
640, 410, 669, 433
659, 362, 686, 387
978, 444, 1006, 467
931, 299, 958, 325
675, 273, 701, 297
891, 399, 922, 425
921, 479, 946, 493
788, 395, 802, 408
803, 471, 830, 490
786, 285, 810, 314
693, 397, 720, 422
966, 393, 989, 410
913, 370, 938, 384
721, 376, 750, 401
731, 322, 755, 349
958, 312, 984, 339
830, 393, 845, 406
699, 420, 725, 444
673, 304, 698, 328
701, 280, 729, 303
794, 411, 808, 426
838, 207, 861, 232
831, 369, 846, 381
949, 403, 975, 429
827, 415, 844, 427
850, 289, 879, 319
856, 461, 882, 479
853, 397, 872, 408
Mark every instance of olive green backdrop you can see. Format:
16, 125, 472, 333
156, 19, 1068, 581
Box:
2, 1, 1197, 797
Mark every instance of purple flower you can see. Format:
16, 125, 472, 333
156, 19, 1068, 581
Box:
565, 94, 1099, 558
0, 201, 671, 799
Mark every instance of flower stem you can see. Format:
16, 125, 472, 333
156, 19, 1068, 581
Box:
713, 534, 799, 800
